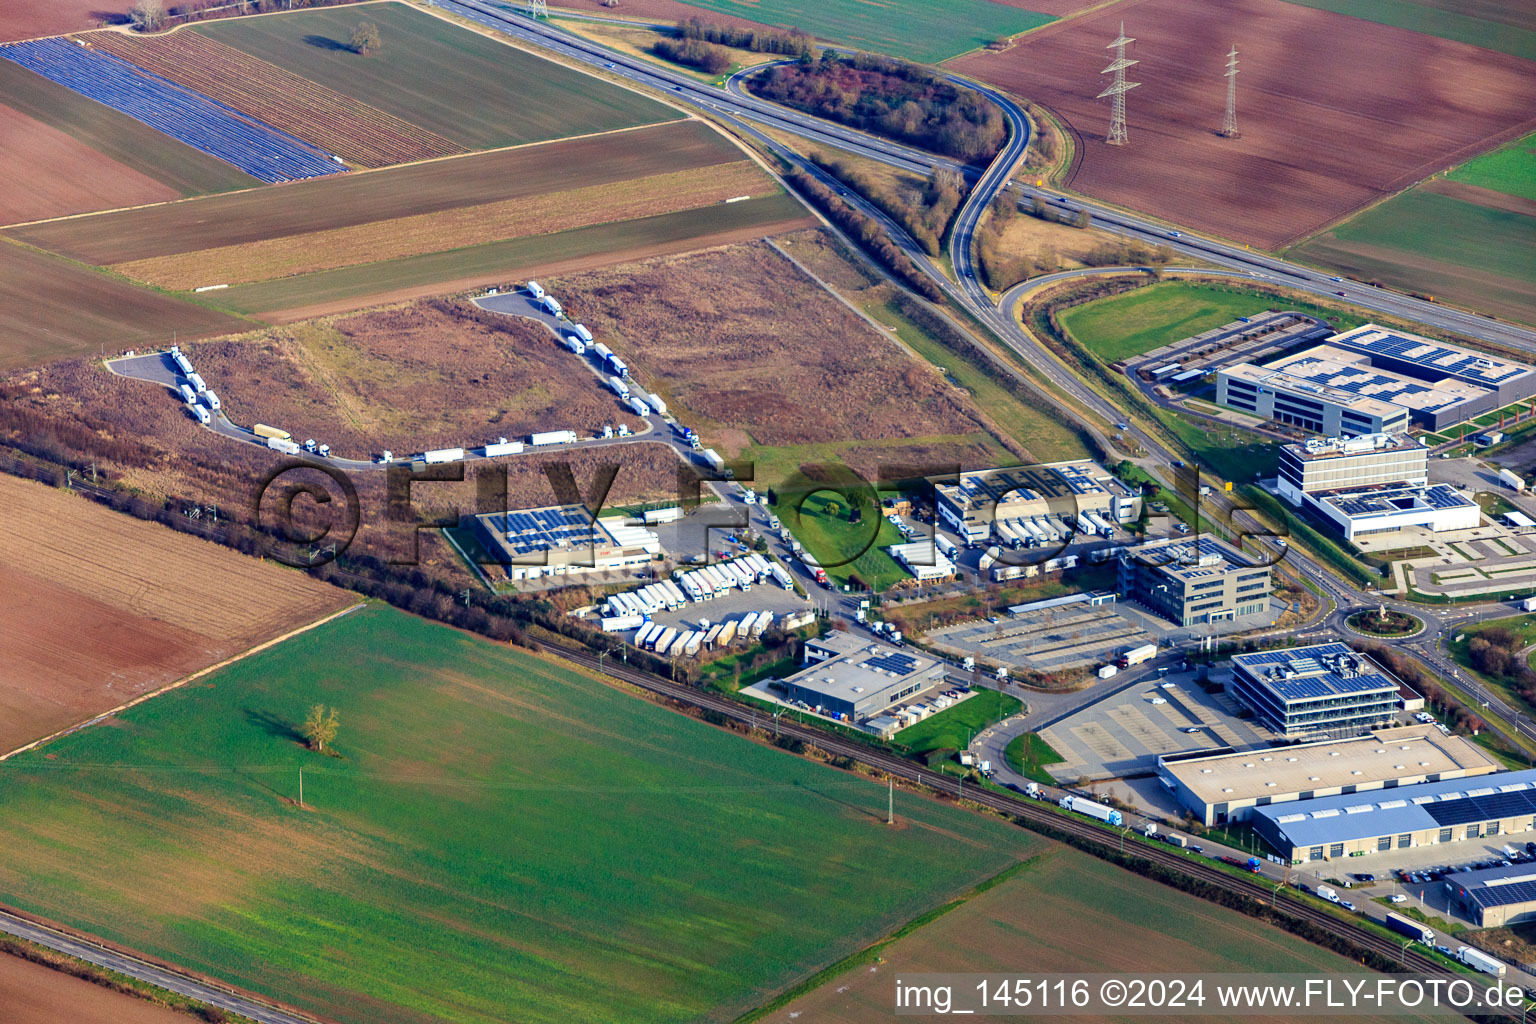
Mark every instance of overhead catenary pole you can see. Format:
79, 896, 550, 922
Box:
1097, 22, 1140, 146
298, 767, 303, 808
1221, 44, 1240, 138
888, 777, 894, 825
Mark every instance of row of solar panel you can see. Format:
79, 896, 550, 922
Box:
0, 38, 342, 183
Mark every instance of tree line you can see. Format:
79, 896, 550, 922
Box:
787, 167, 941, 301
752, 52, 1007, 164
676, 18, 815, 57
810, 153, 961, 257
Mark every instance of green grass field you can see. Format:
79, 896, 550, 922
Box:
210, 192, 809, 315
0, 58, 258, 196
1004, 732, 1064, 784
1276, 0, 1536, 61
1447, 131, 1536, 202
895, 690, 1022, 755
0, 604, 1034, 1024
1322, 191, 1536, 286
671, 0, 1053, 63
197, 2, 676, 150
771, 489, 910, 591
1059, 282, 1330, 363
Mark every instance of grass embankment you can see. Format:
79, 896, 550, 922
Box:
0, 603, 1031, 1024
896, 690, 1023, 755
1004, 732, 1064, 784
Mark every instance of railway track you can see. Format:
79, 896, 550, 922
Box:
551, 639, 1458, 979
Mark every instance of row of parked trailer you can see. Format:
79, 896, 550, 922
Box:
169, 346, 218, 426
675, 554, 793, 601
635, 611, 781, 658
525, 282, 675, 423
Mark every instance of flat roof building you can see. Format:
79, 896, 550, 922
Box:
470, 504, 661, 580
887, 541, 957, 582
1447, 862, 1536, 928
1229, 643, 1401, 739
1158, 724, 1498, 826
1251, 768, 1536, 866
1217, 325, 1536, 434
935, 461, 1140, 547
1117, 535, 1270, 627
1277, 432, 1477, 541
777, 632, 949, 724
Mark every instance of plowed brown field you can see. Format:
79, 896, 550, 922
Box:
0, 102, 177, 226
0, 473, 353, 755
0, 953, 189, 1024
950, 0, 1536, 248
0, 0, 127, 42
87, 31, 463, 168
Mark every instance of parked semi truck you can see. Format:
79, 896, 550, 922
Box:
626, 395, 650, 417
423, 447, 465, 464
253, 423, 291, 441
530, 430, 577, 446
1384, 912, 1433, 945
1457, 946, 1505, 977
266, 436, 301, 455
483, 439, 525, 457
1057, 795, 1123, 827
1117, 643, 1157, 669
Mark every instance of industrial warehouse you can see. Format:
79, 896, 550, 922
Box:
1228, 643, 1410, 738
771, 632, 954, 732
1276, 433, 1479, 541
1158, 724, 1499, 826
1116, 535, 1271, 627
934, 461, 1141, 547
1251, 769, 1536, 865
1217, 324, 1536, 435
1447, 863, 1536, 928
469, 504, 662, 579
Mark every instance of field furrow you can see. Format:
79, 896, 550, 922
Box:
113, 162, 771, 289
86, 31, 463, 168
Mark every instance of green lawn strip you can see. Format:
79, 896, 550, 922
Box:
895, 691, 1023, 755
196, 1, 676, 150
1323, 191, 1536, 287
0, 59, 260, 196
1276, 0, 1536, 63
863, 297, 1090, 463
671, 0, 1053, 64
769, 488, 910, 591
1448, 131, 1536, 202
209, 193, 806, 315
0, 603, 1032, 1024
741, 433, 1010, 496
1003, 732, 1063, 784
732, 855, 1048, 1024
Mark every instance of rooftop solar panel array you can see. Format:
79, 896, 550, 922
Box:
1454, 863, 1536, 909
1322, 483, 1472, 519
485, 505, 605, 556
1338, 330, 1528, 386
1424, 788, 1536, 828
954, 463, 1107, 507
861, 652, 920, 676
1233, 643, 1397, 701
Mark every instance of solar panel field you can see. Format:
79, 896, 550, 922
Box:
0, 603, 1036, 1024
0, 38, 342, 183
88, 31, 465, 168
194, 2, 678, 150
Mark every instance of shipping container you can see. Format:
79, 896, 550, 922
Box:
423, 447, 465, 464
530, 430, 577, 446
253, 423, 291, 441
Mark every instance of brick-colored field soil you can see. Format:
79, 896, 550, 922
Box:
549, 242, 991, 447
0, 953, 189, 1024
0, 473, 352, 754
87, 31, 463, 168
0, 102, 177, 226
950, 0, 1536, 248
0, 0, 127, 42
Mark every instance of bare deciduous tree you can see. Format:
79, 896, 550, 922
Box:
350, 20, 381, 56
130, 0, 167, 32
302, 704, 340, 752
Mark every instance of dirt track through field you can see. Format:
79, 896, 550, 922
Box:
949, 0, 1536, 248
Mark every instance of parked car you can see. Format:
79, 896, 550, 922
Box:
1389, 894, 1407, 904
1341, 900, 1357, 912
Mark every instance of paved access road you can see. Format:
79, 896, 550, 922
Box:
0, 908, 319, 1024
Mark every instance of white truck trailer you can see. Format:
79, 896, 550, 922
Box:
526, 280, 545, 300
267, 436, 301, 455
1058, 795, 1123, 826
483, 439, 525, 457
626, 395, 650, 417
600, 613, 643, 633
770, 563, 794, 589
1457, 946, 1506, 977
607, 376, 630, 400
646, 393, 667, 416
1117, 643, 1157, 669
423, 447, 465, 464
530, 430, 577, 446
571, 323, 593, 344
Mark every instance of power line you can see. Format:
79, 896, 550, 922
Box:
1097, 21, 1139, 146
1221, 44, 1240, 139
